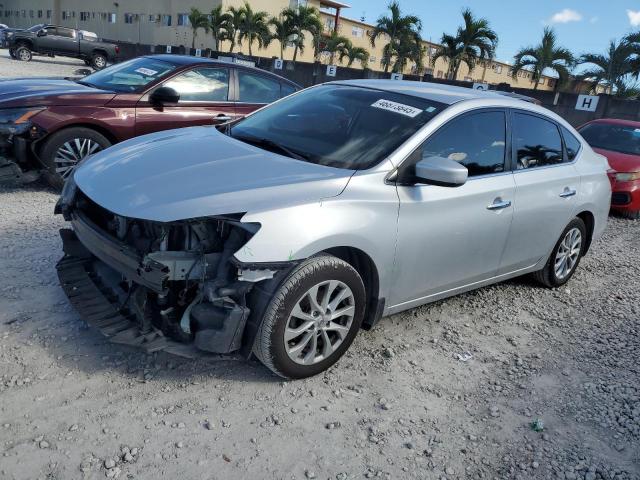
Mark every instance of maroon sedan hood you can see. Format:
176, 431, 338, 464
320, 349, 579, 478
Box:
593, 147, 640, 173
0, 78, 116, 108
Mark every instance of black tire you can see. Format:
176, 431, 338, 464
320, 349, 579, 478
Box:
253, 255, 366, 379
40, 127, 111, 190
9, 48, 17, 59
533, 217, 586, 288
91, 52, 107, 70
15, 45, 32, 62
83, 59, 91, 66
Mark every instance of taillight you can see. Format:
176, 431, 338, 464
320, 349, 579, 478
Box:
115, 45, 120, 54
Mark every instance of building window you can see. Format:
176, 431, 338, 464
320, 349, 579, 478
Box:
108, 12, 117, 23
29, 10, 34, 18
80, 11, 90, 21
324, 17, 335, 31
124, 13, 136, 24
492, 64, 503, 74
539, 78, 545, 85
161, 15, 172, 26
351, 26, 363, 37
425, 67, 434, 76
21, 9, 26, 18
177, 13, 189, 26
46, 10, 52, 19
37, 10, 43, 18
369, 55, 376, 63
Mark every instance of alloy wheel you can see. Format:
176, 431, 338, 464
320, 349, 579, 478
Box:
93, 56, 106, 68
54, 138, 103, 179
284, 280, 355, 365
18, 49, 30, 61
554, 227, 582, 280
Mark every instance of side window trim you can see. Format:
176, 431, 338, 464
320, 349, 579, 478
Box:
508, 108, 571, 172
398, 107, 511, 181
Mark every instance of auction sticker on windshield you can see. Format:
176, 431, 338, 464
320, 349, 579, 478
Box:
371, 99, 423, 118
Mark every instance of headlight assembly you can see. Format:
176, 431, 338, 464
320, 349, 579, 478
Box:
0, 107, 44, 125
615, 172, 640, 182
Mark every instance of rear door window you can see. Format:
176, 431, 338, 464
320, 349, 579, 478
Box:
512, 113, 564, 169
238, 71, 281, 104
420, 110, 507, 177
163, 67, 230, 102
281, 83, 297, 98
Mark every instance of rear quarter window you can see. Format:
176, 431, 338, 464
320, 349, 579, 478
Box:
561, 126, 582, 161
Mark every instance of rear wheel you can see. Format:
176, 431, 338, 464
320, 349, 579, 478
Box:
15, 45, 32, 62
533, 217, 586, 288
91, 52, 107, 70
253, 255, 366, 379
40, 127, 111, 189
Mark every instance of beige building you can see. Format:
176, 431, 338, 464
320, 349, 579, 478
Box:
0, 0, 556, 90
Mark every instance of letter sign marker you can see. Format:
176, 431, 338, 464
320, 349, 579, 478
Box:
575, 95, 599, 112
326, 65, 337, 77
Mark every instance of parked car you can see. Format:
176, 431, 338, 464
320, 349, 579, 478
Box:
55, 80, 611, 379
578, 118, 640, 218
0, 54, 300, 188
7, 24, 119, 69
495, 90, 542, 105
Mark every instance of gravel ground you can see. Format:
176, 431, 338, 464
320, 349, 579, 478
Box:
0, 48, 87, 78
0, 56, 639, 480
0, 185, 638, 480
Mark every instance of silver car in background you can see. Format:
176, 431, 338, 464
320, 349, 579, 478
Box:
55, 80, 611, 379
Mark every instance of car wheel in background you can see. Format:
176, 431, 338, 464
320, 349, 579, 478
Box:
91, 53, 107, 70
9, 48, 17, 59
40, 127, 111, 190
253, 255, 366, 379
15, 46, 32, 62
83, 59, 91, 66
533, 217, 586, 288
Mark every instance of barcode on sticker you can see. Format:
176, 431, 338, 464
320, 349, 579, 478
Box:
371, 99, 423, 118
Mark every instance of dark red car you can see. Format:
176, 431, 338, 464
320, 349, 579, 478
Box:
578, 118, 640, 219
0, 55, 299, 188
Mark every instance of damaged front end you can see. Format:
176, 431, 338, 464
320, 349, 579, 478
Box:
55, 180, 277, 358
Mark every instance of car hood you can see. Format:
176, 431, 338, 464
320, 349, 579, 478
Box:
74, 126, 355, 222
593, 147, 640, 173
0, 78, 115, 108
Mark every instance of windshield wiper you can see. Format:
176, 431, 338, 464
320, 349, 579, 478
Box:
234, 135, 310, 162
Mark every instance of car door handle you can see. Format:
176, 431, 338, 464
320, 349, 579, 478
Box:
214, 114, 232, 122
486, 199, 512, 210
559, 188, 577, 198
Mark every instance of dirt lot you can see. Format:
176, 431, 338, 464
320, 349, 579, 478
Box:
0, 56, 639, 480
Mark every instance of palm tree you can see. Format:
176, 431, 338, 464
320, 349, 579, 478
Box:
370, 1, 422, 73
431, 34, 461, 78
393, 31, 425, 74
322, 30, 352, 65
188, 8, 210, 49
340, 44, 370, 68
270, 15, 295, 60
432, 9, 497, 80
208, 6, 231, 52
283, 5, 323, 64
225, 6, 244, 53
512, 27, 574, 90
236, 2, 271, 56
578, 40, 637, 95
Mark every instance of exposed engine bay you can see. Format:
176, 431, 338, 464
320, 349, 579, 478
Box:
55, 184, 279, 357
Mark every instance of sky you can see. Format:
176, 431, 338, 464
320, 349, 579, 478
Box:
338, 0, 637, 66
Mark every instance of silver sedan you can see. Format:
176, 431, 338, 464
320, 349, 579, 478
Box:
56, 80, 611, 379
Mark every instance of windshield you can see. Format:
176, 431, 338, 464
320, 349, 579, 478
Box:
230, 84, 444, 170
79, 57, 177, 93
579, 122, 640, 156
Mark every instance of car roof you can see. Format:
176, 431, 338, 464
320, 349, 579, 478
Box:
584, 118, 640, 128
329, 79, 510, 105
142, 54, 299, 86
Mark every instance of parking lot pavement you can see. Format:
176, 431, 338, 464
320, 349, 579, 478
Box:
0, 49, 87, 79
0, 61, 638, 480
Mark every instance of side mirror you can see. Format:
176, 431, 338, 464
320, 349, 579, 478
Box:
149, 86, 180, 106
37, 29, 47, 37
413, 155, 468, 187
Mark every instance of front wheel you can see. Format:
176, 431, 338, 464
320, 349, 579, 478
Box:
9, 48, 17, 59
533, 217, 586, 288
40, 127, 111, 190
253, 255, 366, 379
91, 53, 107, 69
15, 46, 32, 62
